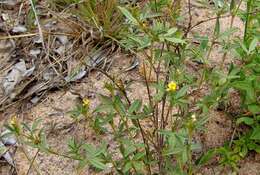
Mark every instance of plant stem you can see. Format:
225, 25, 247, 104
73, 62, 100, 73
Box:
220, 0, 243, 69
184, 0, 193, 37
187, 126, 194, 175
17, 137, 41, 175
199, 14, 220, 88
244, 0, 253, 41
26, 149, 40, 175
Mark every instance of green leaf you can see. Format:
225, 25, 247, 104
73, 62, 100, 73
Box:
239, 145, 248, 157
114, 96, 126, 117
232, 81, 256, 103
152, 82, 165, 102
239, 41, 249, 54
253, 145, 260, 153
127, 114, 147, 119
165, 37, 185, 44
78, 159, 88, 171
230, 0, 236, 12
213, 0, 224, 8
164, 28, 178, 37
163, 133, 187, 156
214, 17, 220, 36
250, 127, 260, 140
133, 161, 144, 171
143, 104, 153, 115
94, 142, 107, 156
219, 27, 239, 39
32, 118, 43, 131
140, 12, 162, 20
89, 157, 107, 170
181, 147, 188, 164
83, 144, 96, 157
175, 86, 189, 99
249, 38, 258, 53
196, 149, 216, 165
128, 35, 151, 49
128, 100, 142, 114
118, 6, 138, 25
191, 143, 202, 151
94, 104, 114, 113
123, 161, 132, 173
99, 94, 113, 105
133, 151, 145, 160
248, 104, 260, 115
122, 140, 136, 157
39, 131, 49, 151
236, 117, 254, 126
21, 123, 31, 132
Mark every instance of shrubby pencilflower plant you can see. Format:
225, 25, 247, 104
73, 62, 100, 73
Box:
166, 81, 177, 92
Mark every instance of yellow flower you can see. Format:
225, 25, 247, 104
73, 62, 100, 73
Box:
10, 116, 17, 126
176, 69, 181, 75
142, 21, 147, 28
166, 81, 177, 92
191, 114, 196, 122
83, 98, 90, 107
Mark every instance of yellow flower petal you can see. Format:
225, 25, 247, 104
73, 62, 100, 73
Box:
166, 81, 177, 92
10, 116, 17, 126
83, 98, 90, 107
191, 114, 196, 122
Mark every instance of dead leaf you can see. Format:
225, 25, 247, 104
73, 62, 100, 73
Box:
12, 25, 27, 33
2, 60, 35, 96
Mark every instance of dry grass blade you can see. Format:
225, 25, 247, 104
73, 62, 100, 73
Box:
28, 0, 45, 49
